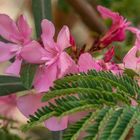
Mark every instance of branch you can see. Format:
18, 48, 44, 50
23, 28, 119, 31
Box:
67, 0, 106, 34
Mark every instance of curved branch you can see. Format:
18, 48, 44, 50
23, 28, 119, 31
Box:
67, 0, 106, 34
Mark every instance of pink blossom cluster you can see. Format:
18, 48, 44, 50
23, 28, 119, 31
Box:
0, 6, 139, 131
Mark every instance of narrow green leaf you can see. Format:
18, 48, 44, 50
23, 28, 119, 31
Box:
20, 64, 38, 89
32, 0, 52, 38
0, 75, 26, 96
52, 131, 63, 140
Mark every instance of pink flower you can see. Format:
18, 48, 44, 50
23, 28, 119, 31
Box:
97, 5, 131, 47
21, 19, 76, 92
0, 14, 35, 76
131, 99, 138, 106
123, 46, 139, 71
17, 93, 68, 131
105, 62, 123, 75
17, 52, 101, 132
78, 53, 101, 72
17, 19, 77, 131
0, 94, 17, 118
123, 28, 140, 106
77, 52, 122, 74
123, 28, 140, 71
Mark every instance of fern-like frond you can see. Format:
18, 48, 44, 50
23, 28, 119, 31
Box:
63, 113, 96, 140
22, 106, 55, 131
55, 70, 139, 94
22, 94, 103, 131
22, 70, 140, 140
43, 70, 140, 102
131, 121, 140, 140
84, 107, 140, 140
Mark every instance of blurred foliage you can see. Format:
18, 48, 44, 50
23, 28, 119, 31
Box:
0, 128, 22, 140
58, 0, 70, 13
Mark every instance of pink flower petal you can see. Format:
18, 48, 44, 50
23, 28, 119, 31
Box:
58, 52, 76, 77
126, 27, 139, 34
17, 93, 48, 118
105, 62, 123, 75
0, 42, 19, 62
127, 27, 140, 50
97, 5, 120, 23
97, 6, 130, 47
70, 34, 76, 47
123, 47, 138, 70
123, 27, 140, 72
78, 53, 101, 72
41, 19, 55, 47
0, 14, 22, 43
45, 116, 68, 131
131, 99, 138, 106
17, 93, 68, 131
6, 58, 22, 76
0, 94, 17, 117
21, 41, 46, 64
57, 26, 70, 51
34, 64, 57, 92
66, 62, 78, 75
17, 15, 32, 44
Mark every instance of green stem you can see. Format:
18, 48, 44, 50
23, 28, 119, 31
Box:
52, 131, 63, 140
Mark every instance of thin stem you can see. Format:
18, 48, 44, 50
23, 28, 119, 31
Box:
52, 131, 63, 140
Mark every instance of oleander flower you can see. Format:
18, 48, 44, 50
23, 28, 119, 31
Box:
17, 19, 77, 131
78, 52, 101, 72
97, 5, 131, 48
0, 14, 34, 76
123, 27, 140, 106
21, 19, 77, 92
123, 28, 140, 71
78, 52, 122, 74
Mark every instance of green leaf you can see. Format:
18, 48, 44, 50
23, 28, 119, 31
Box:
63, 112, 97, 140
32, 0, 52, 38
20, 64, 38, 89
84, 107, 140, 140
0, 75, 26, 96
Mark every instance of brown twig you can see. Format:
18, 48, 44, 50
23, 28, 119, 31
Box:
66, 0, 106, 34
